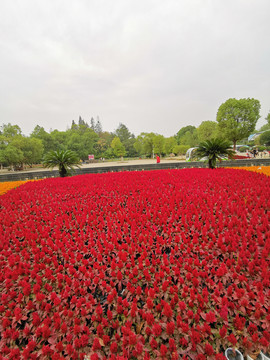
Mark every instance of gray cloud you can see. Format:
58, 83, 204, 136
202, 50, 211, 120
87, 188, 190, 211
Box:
0, 0, 269, 136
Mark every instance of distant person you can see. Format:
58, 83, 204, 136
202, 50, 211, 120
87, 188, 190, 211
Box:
252, 149, 257, 158
156, 155, 160, 163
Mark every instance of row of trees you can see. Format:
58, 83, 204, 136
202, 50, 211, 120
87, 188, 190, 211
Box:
0, 98, 269, 169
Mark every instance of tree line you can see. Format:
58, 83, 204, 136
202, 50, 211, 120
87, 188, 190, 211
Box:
0, 98, 269, 169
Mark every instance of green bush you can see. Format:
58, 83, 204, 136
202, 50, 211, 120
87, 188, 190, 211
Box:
259, 130, 270, 146
239, 146, 249, 153
173, 144, 190, 155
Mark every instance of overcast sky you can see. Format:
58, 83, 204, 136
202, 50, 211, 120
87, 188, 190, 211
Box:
0, 0, 269, 137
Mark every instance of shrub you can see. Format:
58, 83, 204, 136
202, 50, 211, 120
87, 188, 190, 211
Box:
172, 144, 190, 155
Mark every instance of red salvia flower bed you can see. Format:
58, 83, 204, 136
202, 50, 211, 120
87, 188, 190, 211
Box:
0, 169, 269, 360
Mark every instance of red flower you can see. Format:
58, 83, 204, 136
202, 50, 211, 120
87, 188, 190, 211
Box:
219, 306, 228, 321
136, 343, 143, 355
90, 355, 99, 360
166, 321, 175, 335
234, 315, 245, 331
260, 337, 269, 348
150, 338, 158, 349
42, 325, 51, 339
80, 334, 89, 347
146, 298, 154, 309
56, 342, 64, 352
160, 344, 168, 356
215, 354, 226, 360
146, 312, 155, 326
136, 286, 142, 295
117, 271, 122, 281
22, 347, 31, 359
42, 345, 52, 356
191, 330, 201, 344
248, 323, 257, 335
66, 344, 74, 355
129, 331, 137, 345
32, 313, 40, 327
28, 340, 36, 351
93, 338, 101, 351
197, 355, 206, 360
243, 337, 252, 349
252, 332, 259, 343
219, 326, 227, 338
227, 333, 237, 346
169, 338, 176, 352
110, 342, 118, 353
163, 302, 173, 318
103, 334, 110, 345
205, 343, 214, 356
152, 323, 162, 336
2, 318, 11, 328
206, 311, 216, 323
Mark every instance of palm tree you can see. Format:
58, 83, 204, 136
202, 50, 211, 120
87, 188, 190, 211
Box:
195, 138, 235, 169
43, 150, 81, 177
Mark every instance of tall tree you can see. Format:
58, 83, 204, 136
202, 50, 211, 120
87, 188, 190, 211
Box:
197, 121, 217, 142
176, 125, 196, 144
260, 112, 270, 131
0, 135, 6, 168
115, 123, 136, 157
115, 123, 132, 142
93, 131, 115, 158
1, 123, 22, 138
78, 116, 89, 128
78, 116, 84, 126
172, 144, 190, 156
94, 138, 107, 157
66, 128, 98, 160
153, 134, 165, 155
90, 117, 96, 131
3, 145, 24, 169
164, 137, 177, 155
50, 130, 68, 151
10, 136, 44, 166
179, 130, 198, 147
216, 98, 261, 150
133, 135, 144, 156
31, 125, 56, 153
71, 120, 78, 131
266, 112, 270, 126
111, 137, 126, 158
134, 133, 156, 157
258, 130, 270, 146
95, 117, 103, 134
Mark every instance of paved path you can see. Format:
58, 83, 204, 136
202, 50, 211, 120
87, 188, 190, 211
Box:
0, 158, 186, 175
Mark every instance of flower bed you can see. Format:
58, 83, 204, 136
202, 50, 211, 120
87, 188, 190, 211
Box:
231, 166, 270, 177
0, 169, 269, 360
0, 180, 33, 196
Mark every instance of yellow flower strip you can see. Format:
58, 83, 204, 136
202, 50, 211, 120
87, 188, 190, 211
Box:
231, 166, 270, 176
0, 180, 38, 196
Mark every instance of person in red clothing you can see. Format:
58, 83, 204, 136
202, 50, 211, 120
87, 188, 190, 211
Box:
156, 154, 160, 163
